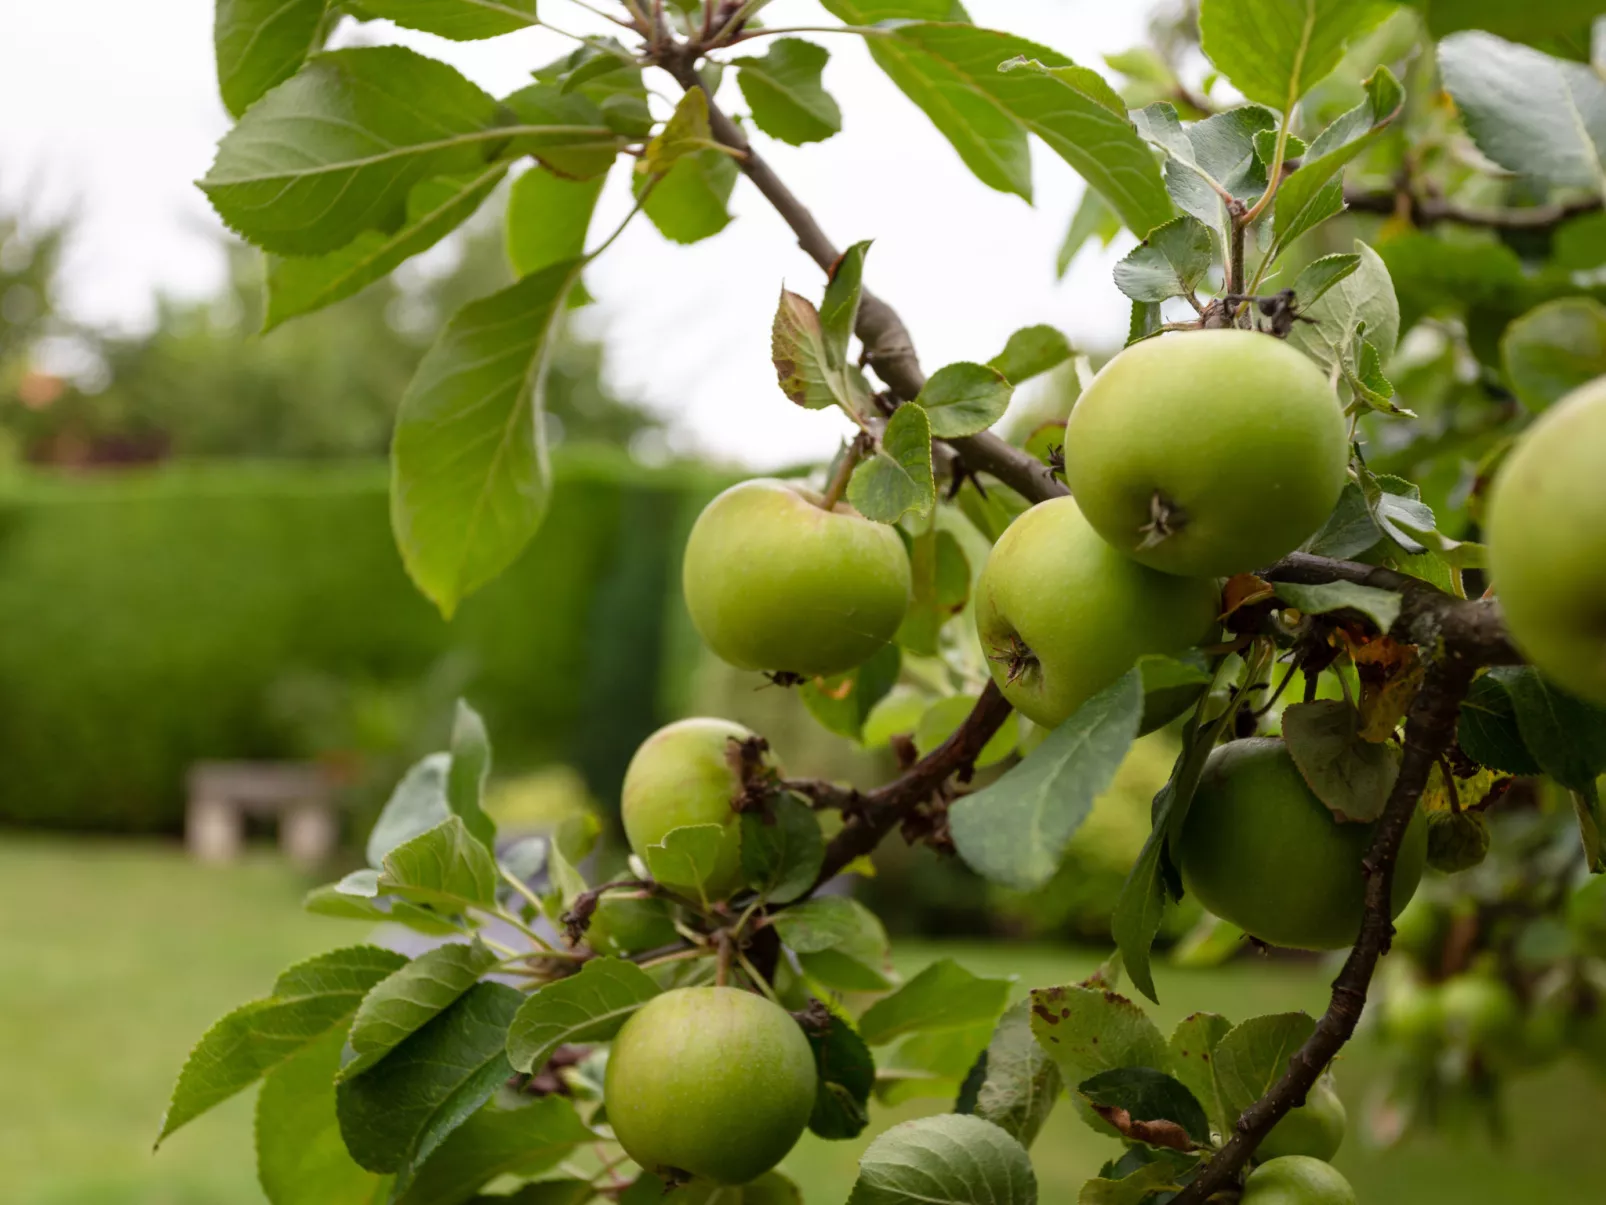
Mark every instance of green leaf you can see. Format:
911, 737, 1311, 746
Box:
643, 823, 728, 894
795, 899, 895, 991
1077, 1159, 1188, 1205
158, 945, 407, 1144
637, 147, 738, 244
643, 89, 716, 177
368, 754, 453, 867
734, 38, 843, 145
1137, 653, 1212, 734
1166, 1012, 1232, 1135
336, 982, 523, 1173
496, 1180, 597, 1205
1501, 297, 1606, 413
505, 957, 661, 1073
800, 641, 902, 741
1076, 1067, 1209, 1148
1349, 337, 1404, 415
806, 1003, 876, 1140
303, 875, 465, 936
499, 82, 622, 181
256, 1025, 389, 1205
1439, 31, 1606, 191
1112, 215, 1214, 304
963, 1001, 1064, 1149
1057, 188, 1121, 278
822, 240, 872, 370
1287, 239, 1399, 379
917, 362, 1015, 438
340, 939, 499, 1081
770, 896, 865, 954
928, 30, 1175, 231
897, 528, 971, 657
741, 797, 826, 904
846, 1114, 1038, 1205
201, 47, 503, 256
1132, 103, 1275, 252
215, 0, 331, 119
447, 700, 496, 852
1457, 673, 1543, 776
1199, 0, 1395, 110
1027, 984, 1167, 1088
988, 325, 1072, 385
1282, 700, 1401, 823
859, 959, 1012, 1046
772, 289, 874, 417
380, 816, 501, 912
1304, 482, 1381, 559
1488, 666, 1606, 791
506, 167, 606, 278
1276, 581, 1401, 632
951, 670, 1143, 890
391, 260, 580, 617
394, 1094, 595, 1205
265, 164, 506, 330
357, 0, 539, 40
1254, 129, 1305, 166
1211, 1012, 1316, 1121
1273, 67, 1404, 253
848, 403, 936, 524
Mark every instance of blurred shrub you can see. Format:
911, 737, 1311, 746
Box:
0, 449, 730, 832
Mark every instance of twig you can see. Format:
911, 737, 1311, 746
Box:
660, 59, 1065, 506
1343, 187, 1602, 230
1170, 655, 1478, 1203
814, 680, 1014, 884
821, 433, 870, 510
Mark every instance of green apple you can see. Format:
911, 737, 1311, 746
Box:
604, 987, 817, 1185
1440, 971, 1522, 1054
586, 891, 680, 957
682, 478, 912, 677
973, 497, 1220, 728
622, 717, 784, 899
1258, 1075, 1347, 1163
1380, 976, 1445, 1054
1486, 376, 1606, 705
1241, 1155, 1357, 1205
1064, 329, 1348, 577
1177, 738, 1428, 950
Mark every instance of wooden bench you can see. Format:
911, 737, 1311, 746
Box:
185, 761, 340, 869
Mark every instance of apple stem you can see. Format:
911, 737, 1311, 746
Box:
820, 432, 871, 511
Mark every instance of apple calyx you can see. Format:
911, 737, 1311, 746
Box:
1138, 490, 1187, 550
987, 631, 1039, 687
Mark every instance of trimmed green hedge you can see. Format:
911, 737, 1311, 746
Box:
0, 451, 729, 831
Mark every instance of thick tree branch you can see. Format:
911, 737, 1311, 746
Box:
814, 680, 1014, 885
1172, 653, 1478, 1203
1262, 552, 1520, 665
662, 57, 1066, 506
1343, 186, 1602, 231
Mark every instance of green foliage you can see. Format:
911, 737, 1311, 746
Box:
505, 957, 661, 1074
846, 1114, 1037, 1205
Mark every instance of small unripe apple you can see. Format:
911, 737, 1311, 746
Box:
622, 718, 782, 899
586, 891, 680, 957
604, 987, 817, 1185
973, 497, 1220, 728
1486, 376, 1606, 705
682, 478, 912, 677
1380, 977, 1445, 1053
1177, 738, 1428, 950
1257, 1075, 1346, 1163
1241, 1155, 1357, 1205
1440, 971, 1522, 1054
1065, 329, 1348, 577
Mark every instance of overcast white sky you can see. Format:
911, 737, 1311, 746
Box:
0, 0, 1165, 467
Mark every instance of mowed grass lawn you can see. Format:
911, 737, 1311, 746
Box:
3, 836, 1604, 1204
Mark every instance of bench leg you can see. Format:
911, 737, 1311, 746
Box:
281, 803, 337, 870
187, 797, 242, 864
